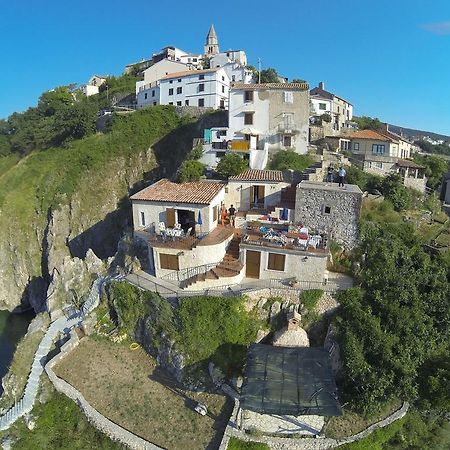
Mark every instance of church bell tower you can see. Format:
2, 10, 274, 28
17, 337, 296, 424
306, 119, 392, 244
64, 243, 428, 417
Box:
204, 24, 219, 56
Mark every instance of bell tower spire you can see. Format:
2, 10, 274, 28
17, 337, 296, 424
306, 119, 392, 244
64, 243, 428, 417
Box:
204, 24, 219, 56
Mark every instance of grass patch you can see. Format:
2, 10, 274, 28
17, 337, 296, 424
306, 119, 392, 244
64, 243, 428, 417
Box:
300, 289, 323, 310
227, 437, 270, 450
0, 316, 48, 410
4, 388, 125, 449
54, 338, 231, 450
326, 399, 402, 438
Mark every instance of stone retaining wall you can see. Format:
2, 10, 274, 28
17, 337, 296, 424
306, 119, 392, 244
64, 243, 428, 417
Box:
218, 401, 409, 450
45, 332, 162, 450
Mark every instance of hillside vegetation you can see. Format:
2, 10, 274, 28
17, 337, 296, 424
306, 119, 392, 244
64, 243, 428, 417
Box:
0, 95, 224, 311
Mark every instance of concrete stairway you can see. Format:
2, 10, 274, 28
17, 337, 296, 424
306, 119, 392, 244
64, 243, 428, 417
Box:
183, 235, 243, 289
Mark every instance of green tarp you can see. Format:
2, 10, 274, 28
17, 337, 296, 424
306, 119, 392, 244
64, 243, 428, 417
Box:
240, 344, 342, 416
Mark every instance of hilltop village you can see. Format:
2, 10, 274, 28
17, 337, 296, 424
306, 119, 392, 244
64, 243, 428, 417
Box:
0, 24, 449, 450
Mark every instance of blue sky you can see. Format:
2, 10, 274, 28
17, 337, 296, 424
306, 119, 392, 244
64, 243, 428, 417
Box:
1, 0, 450, 135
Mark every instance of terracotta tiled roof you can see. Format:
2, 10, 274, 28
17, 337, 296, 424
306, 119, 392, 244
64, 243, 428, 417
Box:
229, 169, 285, 182
396, 159, 425, 169
343, 129, 396, 142
160, 68, 221, 80
130, 179, 225, 204
231, 82, 309, 91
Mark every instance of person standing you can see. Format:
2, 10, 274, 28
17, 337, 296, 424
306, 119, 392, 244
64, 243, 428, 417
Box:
338, 166, 347, 187
228, 204, 236, 227
327, 166, 334, 183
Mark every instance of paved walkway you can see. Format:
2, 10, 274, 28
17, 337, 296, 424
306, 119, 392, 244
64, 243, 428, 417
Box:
0, 276, 116, 431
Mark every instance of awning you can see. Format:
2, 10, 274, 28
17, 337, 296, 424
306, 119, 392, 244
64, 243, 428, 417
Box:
238, 127, 260, 135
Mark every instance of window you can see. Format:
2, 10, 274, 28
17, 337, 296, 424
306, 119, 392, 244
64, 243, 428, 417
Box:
169, 102, 173, 105
372, 144, 385, 155
221, 85, 225, 93
169, 80, 173, 84
199, 74, 205, 80
153, 101, 157, 105
213, 205, 218, 222
324, 206, 331, 214
232, 75, 236, 81
219, 130, 227, 136
198, 98, 205, 107
193, 58, 197, 62
177, 101, 182, 106
222, 76, 225, 81
159, 253, 179, 270
283, 135, 292, 147
169, 88, 174, 95
353, 142, 359, 150
185, 100, 189, 106
244, 112, 254, 125
178, 78, 182, 82
140, 211, 146, 226
199, 83, 205, 92
177, 87, 182, 94
144, 93, 148, 99
268, 253, 285, 271
152, 90, 155, 97
283, 91, 293, 103
319, 103, 327, 110
244, 90, 254, 102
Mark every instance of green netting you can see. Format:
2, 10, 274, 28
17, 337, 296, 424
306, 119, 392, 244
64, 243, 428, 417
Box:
240, 344, 342, 416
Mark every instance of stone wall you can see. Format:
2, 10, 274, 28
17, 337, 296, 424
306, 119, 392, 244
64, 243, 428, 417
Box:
46, 333, 162, 450
295, 183, 363, 249
219, 400, 409, 450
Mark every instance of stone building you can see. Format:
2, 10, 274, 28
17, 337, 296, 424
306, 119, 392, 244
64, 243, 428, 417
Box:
204, 24, 219, 56
295, 181, 363, 249
272, 308, 310, 347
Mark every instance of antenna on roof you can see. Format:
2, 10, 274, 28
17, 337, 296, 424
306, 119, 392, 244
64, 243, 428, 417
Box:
258, 57, 261, 84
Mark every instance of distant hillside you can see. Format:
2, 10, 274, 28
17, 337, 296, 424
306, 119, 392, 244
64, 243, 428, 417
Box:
388, 124, 450, 142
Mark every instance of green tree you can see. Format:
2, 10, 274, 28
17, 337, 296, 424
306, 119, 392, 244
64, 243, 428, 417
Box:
259, 68, 279, 83
38, 86, 73, 116
269, 150, 313, 171
292, 78, 307, 83
178, 160, 205, 182
381, 173, 412, 211
413, 154, 448, 190
216, 153, 248, 178
353, 116, 384, 130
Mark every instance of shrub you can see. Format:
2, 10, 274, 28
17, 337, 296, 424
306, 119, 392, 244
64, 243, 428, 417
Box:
216, 153, 248, 178
178, 160, 205, 182
300, 289, 323, 310
227, 437, 270, 450
269, 150, 313, 172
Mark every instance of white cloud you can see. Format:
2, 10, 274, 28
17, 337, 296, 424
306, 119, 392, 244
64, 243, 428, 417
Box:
421, 21, 450, 35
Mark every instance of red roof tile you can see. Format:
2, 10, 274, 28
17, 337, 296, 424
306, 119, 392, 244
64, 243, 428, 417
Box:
229, 169, 285, 182
343, 129, 395, 142
130, 179, 225, 204
231, 82, 309, 91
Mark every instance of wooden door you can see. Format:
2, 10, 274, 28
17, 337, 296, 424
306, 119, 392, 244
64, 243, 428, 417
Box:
246, 250, 261, 279
166, 208, 176, 227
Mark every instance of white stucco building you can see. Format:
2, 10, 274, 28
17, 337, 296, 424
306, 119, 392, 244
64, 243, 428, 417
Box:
80, 75, 107, 96
310, 82, 353, 133
228, 82, 310, 156
136, 59, 188, 95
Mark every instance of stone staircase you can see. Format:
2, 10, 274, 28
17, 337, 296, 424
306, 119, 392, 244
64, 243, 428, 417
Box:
182, 235, 243, 289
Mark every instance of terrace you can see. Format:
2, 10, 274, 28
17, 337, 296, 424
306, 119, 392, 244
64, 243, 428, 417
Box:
242, 224, 328, 255
138, 224, 234, 251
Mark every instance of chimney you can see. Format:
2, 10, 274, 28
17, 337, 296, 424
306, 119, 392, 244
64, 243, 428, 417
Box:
319, 81, 325, 90
382, 122, 389, 132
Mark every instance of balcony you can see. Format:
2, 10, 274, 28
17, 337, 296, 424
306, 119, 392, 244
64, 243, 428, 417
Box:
231, 140, 250, 152
278, 123, 300, 134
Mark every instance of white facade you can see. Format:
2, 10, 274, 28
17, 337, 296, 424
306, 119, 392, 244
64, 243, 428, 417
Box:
220, 62, 253, 84
136, 59, 188, 94
210, 50, 247, 68
179, 53, 203, 68
80, 84, 99, 96
159, 67, 229, 109
228, 84, 310, 155
136, 85, 161, 108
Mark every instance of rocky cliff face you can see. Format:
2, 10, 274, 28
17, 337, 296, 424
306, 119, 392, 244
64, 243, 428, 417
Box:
0, 108, 227, 314
0, 148, 156, 314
